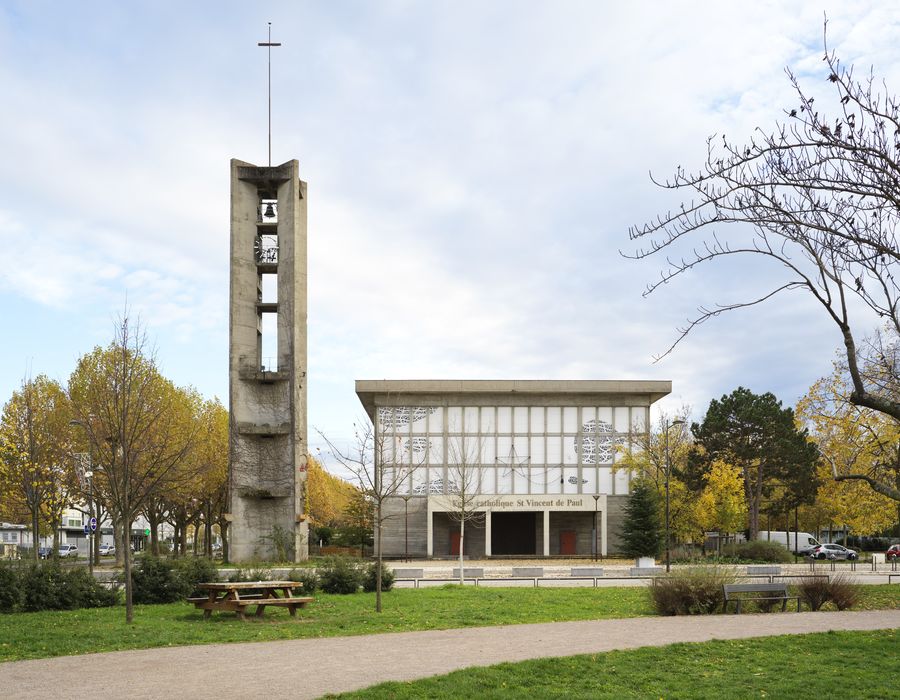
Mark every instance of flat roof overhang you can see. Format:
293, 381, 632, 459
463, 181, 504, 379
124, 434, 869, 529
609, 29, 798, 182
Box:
355, 379, 672, 420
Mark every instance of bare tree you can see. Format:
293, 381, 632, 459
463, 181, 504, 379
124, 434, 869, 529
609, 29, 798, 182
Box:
444, 434, 487, 584
68, 315, 200, 622
318, 418, 423, 612
626, 22, 899, 447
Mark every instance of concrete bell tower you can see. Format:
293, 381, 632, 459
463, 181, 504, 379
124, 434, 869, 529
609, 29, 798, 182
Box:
227, 158, 308, 561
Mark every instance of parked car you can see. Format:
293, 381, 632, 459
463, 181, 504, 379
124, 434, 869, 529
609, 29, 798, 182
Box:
57, 544, 78, 558
887, 544, 900, 560
810, 543, 858, 560
99, 543, 116, 556
37, 546, 52, 559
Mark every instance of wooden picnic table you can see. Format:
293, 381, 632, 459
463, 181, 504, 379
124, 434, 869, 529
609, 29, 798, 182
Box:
189, 581, 313, 620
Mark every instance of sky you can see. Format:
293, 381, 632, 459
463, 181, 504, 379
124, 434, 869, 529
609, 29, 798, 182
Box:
1, 1, 898, 471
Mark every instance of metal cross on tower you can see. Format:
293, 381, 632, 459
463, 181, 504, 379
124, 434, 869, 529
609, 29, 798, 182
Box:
258, 22, 281, 166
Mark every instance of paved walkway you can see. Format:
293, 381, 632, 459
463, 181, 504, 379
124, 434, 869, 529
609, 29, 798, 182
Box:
6, 610, 900, 699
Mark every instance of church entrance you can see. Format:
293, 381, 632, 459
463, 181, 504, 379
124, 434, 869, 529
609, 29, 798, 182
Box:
491, 512, 537, 555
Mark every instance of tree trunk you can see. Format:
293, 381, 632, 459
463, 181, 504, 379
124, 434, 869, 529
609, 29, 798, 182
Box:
458, 519, 465, 585
122, 514, 134, 623
31, 507, 40, 562
375, 502, 383, 613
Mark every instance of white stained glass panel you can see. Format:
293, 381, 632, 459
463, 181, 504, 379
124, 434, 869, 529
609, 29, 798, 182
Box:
614, 407, 630, 431
410, 407, 429, 434
582, 407, 596, 424
513, 436, 529, 462
464, 407, 479, 432
582, 467, 597, 493
530, 407, 544, 433
428, 407, 444, 433
497, 469, 512, 494
597, 407, 613, 427
563, 436, 578, 465
546, 436, 562, 464
563, 468, 580, 494
497, 407, 512, 432
513, 407, 528, 433
411, 467, 427, 495
428, 437, 444, 466
380, 438, 395, 465
546, 466, 562, 494
463, 434, 482, 464
480, 467, 495, 493
398, 438, 411, 465
598, 467, 613, 494
482, 438, 496, 464
547, 407, 562, 432
480, 406, 496, 434
497, 436, 513, 462
377, 407, 393, 435
614, 468, 630, 495
631, 407, 646, 432
447, 407, 463, 432
563, 407, 578, 432
530, 437, 545, 465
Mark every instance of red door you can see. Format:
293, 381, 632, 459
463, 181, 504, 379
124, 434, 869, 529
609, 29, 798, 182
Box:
560, 530, 576, 555
450, 532, 461, 556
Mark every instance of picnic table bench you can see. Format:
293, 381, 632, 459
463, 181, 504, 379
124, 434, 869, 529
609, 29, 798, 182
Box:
189, 581, 312, 620
722, 582, 800, 614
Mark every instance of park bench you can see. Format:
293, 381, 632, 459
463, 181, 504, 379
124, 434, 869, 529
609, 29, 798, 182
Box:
189, 581, 312, 620
722, 582, 800, 614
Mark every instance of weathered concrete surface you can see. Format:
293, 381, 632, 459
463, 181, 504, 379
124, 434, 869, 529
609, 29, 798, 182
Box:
5, 610, 899, 700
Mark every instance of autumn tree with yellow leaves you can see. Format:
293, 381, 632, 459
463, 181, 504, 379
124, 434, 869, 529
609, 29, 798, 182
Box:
798, 353, 899, 536
0, 375, 75, 559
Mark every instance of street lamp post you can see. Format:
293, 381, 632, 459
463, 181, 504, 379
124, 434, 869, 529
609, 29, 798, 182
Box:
664, 419, 685, 573
593, 494, 600, 562
69, 419, 95, 576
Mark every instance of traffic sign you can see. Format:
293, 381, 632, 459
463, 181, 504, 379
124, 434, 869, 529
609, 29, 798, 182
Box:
90, 517, 97, 532
144, 528, 151, 536
83, 524, 90, 535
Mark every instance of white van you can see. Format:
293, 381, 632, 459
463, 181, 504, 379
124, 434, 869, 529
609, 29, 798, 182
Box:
755, 531, 820, 555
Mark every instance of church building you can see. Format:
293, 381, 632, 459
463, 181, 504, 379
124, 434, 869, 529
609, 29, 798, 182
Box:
356, 380, 671, 558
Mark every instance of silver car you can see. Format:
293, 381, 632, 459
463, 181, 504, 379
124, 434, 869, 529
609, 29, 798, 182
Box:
811, 543, 858, 560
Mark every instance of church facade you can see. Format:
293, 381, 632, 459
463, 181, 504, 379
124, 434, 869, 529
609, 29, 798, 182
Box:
356, 380, 671, 558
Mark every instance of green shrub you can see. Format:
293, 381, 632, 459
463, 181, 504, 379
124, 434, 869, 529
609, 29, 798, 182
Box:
63, 567, 118, 608
0, 563, 21, 613
19, 563, 69, 611
721, 541, 793, 563
362, 562, 394, 593
319, 557, 362, 594
15, 562, 115, 611
288, 567, 319, 594
649, 567, 736, 615
172, 557, 219, 596
226, 566, 271, 583
131, 555, 191, 604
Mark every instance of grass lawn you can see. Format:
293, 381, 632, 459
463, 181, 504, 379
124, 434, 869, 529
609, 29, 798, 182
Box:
1, 584, 897, 663
326, 629, 900, 699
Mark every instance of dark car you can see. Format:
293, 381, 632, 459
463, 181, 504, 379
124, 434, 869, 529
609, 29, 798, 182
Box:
37, 546, 52, 559
887, 544, 900, 560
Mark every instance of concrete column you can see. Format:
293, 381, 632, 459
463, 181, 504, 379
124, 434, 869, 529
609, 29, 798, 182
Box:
543, 510, 550, 556
485, 511, 492, 557
426, 500, 433, 557
601, 506, 608, 557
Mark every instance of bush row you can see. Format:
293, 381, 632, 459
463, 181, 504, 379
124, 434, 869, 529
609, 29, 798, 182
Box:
650, 567, 863, 615
222, 558, 393, 595
0, 562, 118, 613
131, 555, 219, 604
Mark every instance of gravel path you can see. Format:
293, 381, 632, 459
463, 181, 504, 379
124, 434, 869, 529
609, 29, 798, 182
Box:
6, 610, 900, 699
